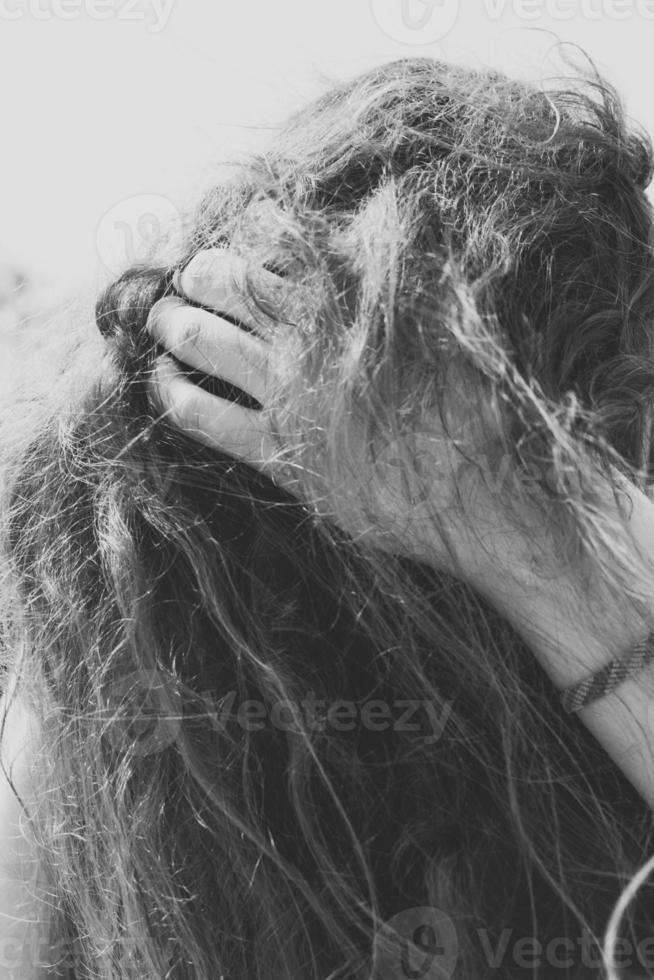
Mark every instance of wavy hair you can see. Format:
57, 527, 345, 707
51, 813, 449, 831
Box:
3, 54, 654, 979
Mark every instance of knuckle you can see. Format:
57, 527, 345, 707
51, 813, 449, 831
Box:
168, 306, 203, 350
177, 316, 204, 351
184, 249, 234, 293
233, 331, 259, 368
217, 256, 246, 298
185, 261, 212, 294
238, 334, 269, 377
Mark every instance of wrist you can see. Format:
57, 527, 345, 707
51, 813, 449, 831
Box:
465, 480, 654, 690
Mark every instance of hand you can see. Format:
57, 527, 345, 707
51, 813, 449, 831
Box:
146, 251, 287, 476
146, 251, 480, 564
145, 252, 654, 668
145, 249, 569, 579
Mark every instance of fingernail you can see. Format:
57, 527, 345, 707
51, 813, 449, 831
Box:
172, 266, 185, 296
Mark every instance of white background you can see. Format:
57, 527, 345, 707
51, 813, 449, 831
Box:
0, 0, 652, 299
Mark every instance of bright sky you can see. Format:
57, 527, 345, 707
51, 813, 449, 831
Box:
0, 0, 653, 300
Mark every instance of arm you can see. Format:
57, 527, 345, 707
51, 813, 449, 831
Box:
146, 249, 654, 809
468, 481, 654, 809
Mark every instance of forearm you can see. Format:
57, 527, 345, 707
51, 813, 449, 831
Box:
495, 583, 654, 809
468, 483, 654, 809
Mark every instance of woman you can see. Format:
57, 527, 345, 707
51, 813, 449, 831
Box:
3, 55, 654, 979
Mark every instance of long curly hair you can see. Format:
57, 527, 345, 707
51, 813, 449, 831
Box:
3, 54, 654, 979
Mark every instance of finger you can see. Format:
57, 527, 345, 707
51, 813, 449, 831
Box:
150, 355, 281, 471
147, 297, 270, 405
173, 248, 284, 336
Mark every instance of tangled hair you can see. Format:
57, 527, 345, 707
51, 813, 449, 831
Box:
3, 54, 654, 979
